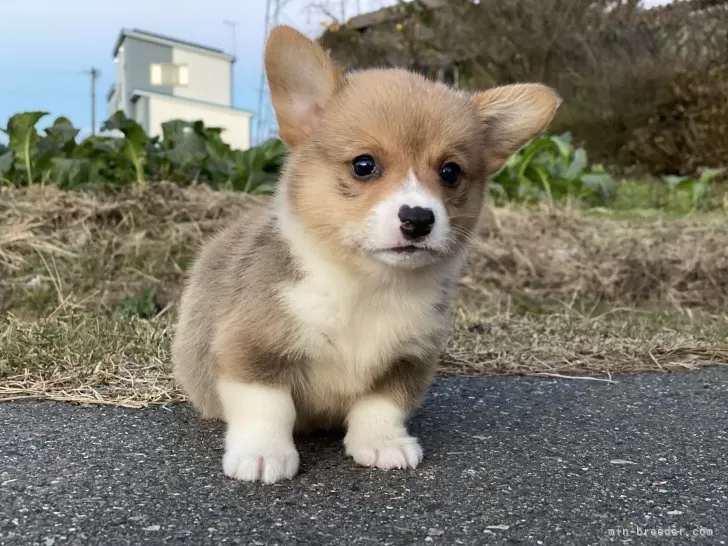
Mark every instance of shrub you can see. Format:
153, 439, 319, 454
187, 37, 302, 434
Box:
490, 133, 614, 206
0, 111, 285, 193
2, 109, 723, 212
321, 0, 728, 175
622, 62, 728, 175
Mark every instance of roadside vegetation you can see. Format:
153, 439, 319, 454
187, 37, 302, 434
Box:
2, 180, 727, 406
2, 0, 727, 406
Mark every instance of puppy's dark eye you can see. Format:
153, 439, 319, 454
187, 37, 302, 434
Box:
440, 162, 461, 187
351, 155, 378, 179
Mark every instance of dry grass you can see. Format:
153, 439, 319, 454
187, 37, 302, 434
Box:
465, 205, 728, 311
0, 315, 175, 408
1, 182, 727, 407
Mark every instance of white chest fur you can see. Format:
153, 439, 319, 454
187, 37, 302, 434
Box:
273, 187, 458, 401
279, 261, 450, 397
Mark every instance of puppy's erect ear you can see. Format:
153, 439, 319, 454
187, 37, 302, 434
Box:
472, 84, 562, 174
264, 25, 342, 148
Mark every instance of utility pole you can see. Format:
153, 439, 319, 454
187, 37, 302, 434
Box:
256, 0, 292, 143
85, 67, 100, 136
224, 20, 239, 107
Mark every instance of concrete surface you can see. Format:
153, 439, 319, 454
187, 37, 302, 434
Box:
1, 367, 727, 545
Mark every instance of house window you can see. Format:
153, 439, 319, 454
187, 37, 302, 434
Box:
150, 63, 189, 86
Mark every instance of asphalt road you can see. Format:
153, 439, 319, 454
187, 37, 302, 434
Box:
2, 367, 727, 545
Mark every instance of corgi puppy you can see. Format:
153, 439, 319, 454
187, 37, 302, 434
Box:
172, 25, 560, 483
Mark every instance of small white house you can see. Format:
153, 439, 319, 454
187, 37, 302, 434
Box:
107, 28, 251, 150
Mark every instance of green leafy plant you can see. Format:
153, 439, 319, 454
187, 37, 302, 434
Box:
4, 109, 723, 213
662, 168, 725, 213
0, 143, 11, 182
117, 287, 159, 319
2, 111, 51, 184
231, 138, 287, 194
491, 132, 614, 206
101, 112, 149, 184
0, 111, 285, 193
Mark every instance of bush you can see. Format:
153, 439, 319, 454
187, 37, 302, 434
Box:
491, 133, 614, 206
623, 62, 728, 175
321, 0, 728, 175
0, 111, 285, 193
2, 109, 723, 212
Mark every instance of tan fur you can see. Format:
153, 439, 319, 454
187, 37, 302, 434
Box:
172, 25, 560, 456
287, 68, 491, 270
471, 83, 563, 173
264, 25, 343, 148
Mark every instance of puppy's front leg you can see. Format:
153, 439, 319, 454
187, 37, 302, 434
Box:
344, 395, 423, 469
217, 379, 299, 483
344, 356, 435, 470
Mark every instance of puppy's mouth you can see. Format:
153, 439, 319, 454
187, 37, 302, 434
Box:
379, 245, 436, 255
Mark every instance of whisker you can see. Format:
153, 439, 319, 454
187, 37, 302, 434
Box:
442, 193, 466, 206
450, 225, 480, 240
445, 227, 480, 249
448, 214, 482, 221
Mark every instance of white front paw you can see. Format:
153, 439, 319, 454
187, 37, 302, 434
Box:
223, 446, 299, 483
345, 435, 423, 470
222, 435, 299, 483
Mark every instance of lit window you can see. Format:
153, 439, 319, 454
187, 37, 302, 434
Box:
150, 63, 189, 86
178, 65, 189, 86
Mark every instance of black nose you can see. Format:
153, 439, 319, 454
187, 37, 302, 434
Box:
398, 205, 435, 240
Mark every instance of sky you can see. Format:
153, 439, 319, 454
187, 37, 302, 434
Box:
0, 0, 388, 142
0, 0, 668, 143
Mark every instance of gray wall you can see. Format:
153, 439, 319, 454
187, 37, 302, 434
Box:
122, 37, 174, 97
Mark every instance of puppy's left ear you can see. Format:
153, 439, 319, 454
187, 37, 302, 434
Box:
472, 84, 562, 174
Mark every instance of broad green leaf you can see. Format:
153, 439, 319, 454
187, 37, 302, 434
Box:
44, 116, 79, 154
580, 172, 614, 206
260, 138, 287, 164
101, 111, 149, 183
663, 175, 689, 186
698, 167, 725, 185
74, 135, 124, 158
547, 134, 572, 160
517, 139, 558, 179
73, 136, 128, 184
5, 111, 49, 184
51, 157, 90, 187
249, 181, 277, 195
34, 118, 80, 182
564, 148, 588, 180
557, 131, 574, 145
165, 132, 208, 167
528, 163, 553, 203
516, 174, 541, 202
205, 130, 232, 161
582, 172, 613, 187
487, 182, 507, 199
0, 150, 13, 178
691, 181, 707, 209
676, 179, 694, 192
161, 119, 209, 180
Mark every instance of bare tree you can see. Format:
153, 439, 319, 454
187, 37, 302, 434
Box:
304, 0, 365, 24
319, 0, 728, 172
